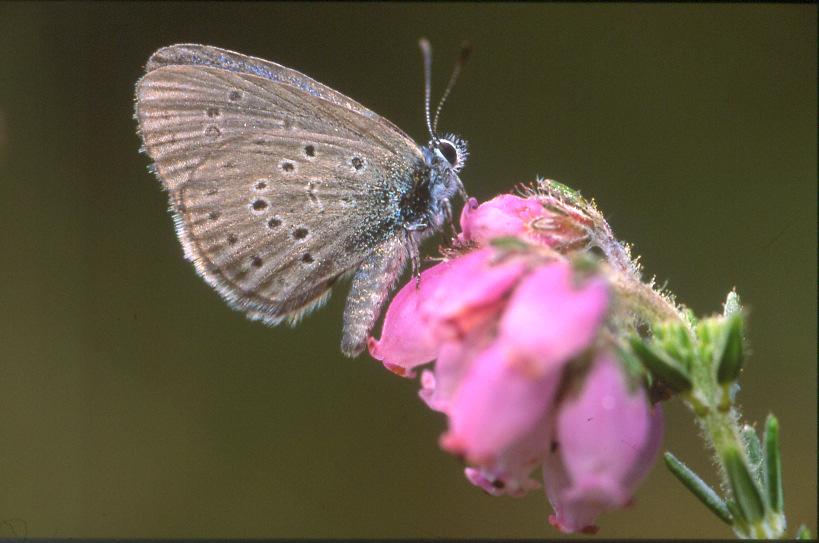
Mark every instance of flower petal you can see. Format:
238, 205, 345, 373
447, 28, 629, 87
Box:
459, 194, 547, 245
459, 193, 590, 249
418, 316, 496, 414
369, 246, 528, 375
441, 342, 561, 465
368, 260, 451, 373
422, 248, 528, 342
500, 262, 609, 376
463, 405, 553, 497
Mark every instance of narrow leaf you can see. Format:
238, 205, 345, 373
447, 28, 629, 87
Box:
664, 451, 732, 524
725, 500, 747, 533
740, 425, 764, 487
764, 414, 783, 512
724, 447, 766, 523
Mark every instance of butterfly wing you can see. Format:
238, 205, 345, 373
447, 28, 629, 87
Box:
135, 47, 426, 324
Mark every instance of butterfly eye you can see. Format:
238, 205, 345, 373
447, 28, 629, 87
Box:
438, 140, 458, 167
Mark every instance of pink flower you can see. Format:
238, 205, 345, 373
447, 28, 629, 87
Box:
368, 190, 664, 534
544, 353, 664, 534
367, 260, 451, 374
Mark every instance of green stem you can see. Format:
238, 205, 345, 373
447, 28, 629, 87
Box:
684, 334, 785, 538
612, 272, 683, 326
634, 287, 790, 538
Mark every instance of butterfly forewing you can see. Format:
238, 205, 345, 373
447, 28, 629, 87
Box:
135, 47, 426, 324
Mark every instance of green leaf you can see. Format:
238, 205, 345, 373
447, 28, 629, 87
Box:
795, 524, 812, 539
716, 313, 745, 384
764, 414, 783, 513
629, 337, 693, 393
664, 452, 732, 524
724, 447, 766, 524
725, 500, 750, 536
740, 425, 764, 487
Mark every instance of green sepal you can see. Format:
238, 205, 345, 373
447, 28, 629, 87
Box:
716, 312, 745, 384
663, 452, 732, 525
682, 306, 699, 327
569, 251, 603, 277
488, 236, 531, 252
654, 321, 694, 370
614, 343, 648, 394
629, 336, 693, 393
764, 414, 783, 513
543, 178, 582, 200
740, 425, 764, 487
724, 446, 766, 524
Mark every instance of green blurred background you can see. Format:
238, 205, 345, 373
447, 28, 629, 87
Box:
0, 2, 815, 538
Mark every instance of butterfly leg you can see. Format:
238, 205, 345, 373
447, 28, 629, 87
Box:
402, 222, 427, 288
443, 198, 458, 240
341, 236, 409, 357
405, 230, 422, 288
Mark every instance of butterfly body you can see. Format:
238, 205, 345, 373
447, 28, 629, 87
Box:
134, 44, 467, 356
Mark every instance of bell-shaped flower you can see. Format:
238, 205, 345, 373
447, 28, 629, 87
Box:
543, 353, 665, 534
367, 188, 665, 534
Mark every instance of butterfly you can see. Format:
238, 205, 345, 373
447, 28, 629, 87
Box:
134, 41, 470, 356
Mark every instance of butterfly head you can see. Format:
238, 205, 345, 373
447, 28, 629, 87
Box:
422, 133, 468, 220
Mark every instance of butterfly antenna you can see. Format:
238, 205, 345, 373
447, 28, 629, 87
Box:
432, 40, 472, 135
419, 37, 436, 143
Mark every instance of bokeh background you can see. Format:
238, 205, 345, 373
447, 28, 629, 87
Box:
0, 2, 815, 538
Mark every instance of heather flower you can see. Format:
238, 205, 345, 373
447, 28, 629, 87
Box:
458, 192, 590, 251
544, 352, 664, 534
368, 181, 666, 534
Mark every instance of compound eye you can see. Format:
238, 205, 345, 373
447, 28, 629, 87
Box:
438, 140, 458, 167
